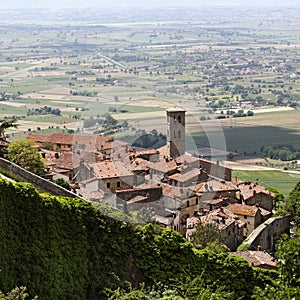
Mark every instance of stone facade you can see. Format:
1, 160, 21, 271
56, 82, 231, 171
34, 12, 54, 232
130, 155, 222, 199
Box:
166, 108, 186, 157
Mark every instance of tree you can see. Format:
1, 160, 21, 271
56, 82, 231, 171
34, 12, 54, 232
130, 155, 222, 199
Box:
0, 119, 18, 144
189, 222, 225, 250
267, 187, 285, 210
6, 140, 45, 176
0, 286, 38, 300
285, 182, 300, 226
276, 231, 300, 287
54, 178, 71, 191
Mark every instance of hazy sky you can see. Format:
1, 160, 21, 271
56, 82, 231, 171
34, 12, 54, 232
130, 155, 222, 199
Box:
0, 0, 299, 9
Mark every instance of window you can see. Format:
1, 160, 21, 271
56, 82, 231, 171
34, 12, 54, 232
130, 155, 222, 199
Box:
178, 115, 181, 123
106, 182, 111, 189
196, 198, 199, 205
117, 181, 121, 188
244, 215, 247, 219
186, 200, 190, 207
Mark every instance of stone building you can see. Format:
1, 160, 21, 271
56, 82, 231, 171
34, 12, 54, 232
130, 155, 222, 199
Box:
166, 108, 186, 157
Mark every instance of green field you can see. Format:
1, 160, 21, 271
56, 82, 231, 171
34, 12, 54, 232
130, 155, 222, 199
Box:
232, 170, 300, 196
192, 124, 300, 153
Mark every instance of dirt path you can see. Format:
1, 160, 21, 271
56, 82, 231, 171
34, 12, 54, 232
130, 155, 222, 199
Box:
223, 160, 280, 171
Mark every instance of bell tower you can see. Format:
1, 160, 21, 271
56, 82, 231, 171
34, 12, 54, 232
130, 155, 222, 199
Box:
166, 108, 186, 157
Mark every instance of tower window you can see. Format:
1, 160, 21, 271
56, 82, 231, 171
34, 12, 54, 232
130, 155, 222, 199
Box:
178, 116, 181, 123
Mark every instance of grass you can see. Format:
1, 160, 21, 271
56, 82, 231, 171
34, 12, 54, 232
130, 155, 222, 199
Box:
0, 167, 20, 182
232, 169, 300, 196
191, 110, 300, 153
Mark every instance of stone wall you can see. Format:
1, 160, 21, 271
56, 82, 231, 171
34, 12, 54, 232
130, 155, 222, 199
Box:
0, 157, 80, 199
244, 215, 290, 251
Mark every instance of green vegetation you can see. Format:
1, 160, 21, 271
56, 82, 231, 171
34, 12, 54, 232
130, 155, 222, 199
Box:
192, 125, 300, 154
6, 140, 45, 176
261, 144, 300, 161
276, 231, 300, 287
0, 6, 298, 155
189, 222, 226, 252
0, 286, 37, 300
53, 178, 71, 191
0, 179, 276, 299
285, 182, 300, 227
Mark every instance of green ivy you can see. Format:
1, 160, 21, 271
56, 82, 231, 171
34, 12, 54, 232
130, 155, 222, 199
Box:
0, 179, 276, 300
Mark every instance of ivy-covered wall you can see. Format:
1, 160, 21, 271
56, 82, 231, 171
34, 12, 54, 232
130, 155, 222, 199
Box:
0, 179, 271, 300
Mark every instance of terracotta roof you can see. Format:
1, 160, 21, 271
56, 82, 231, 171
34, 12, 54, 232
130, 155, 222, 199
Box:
186, 207, 244, 235
194, 179, 238, 193
175, 153, 200, 166
44, 150, 76, 170
27, 133, 48, 142
27, 133, 112, 151
93, 160, 134, 178
230, 251, 277, 269
168, 168, 201, 183
238, 181, 274, 200
130, 157, 150, 172
160, 183, 193, 199
148, 157, 178, 174
226, 203, 259, 217
134, 149, 159, 157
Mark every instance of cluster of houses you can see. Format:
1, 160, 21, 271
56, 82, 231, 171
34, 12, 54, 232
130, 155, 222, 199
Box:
27, 108, 289, 266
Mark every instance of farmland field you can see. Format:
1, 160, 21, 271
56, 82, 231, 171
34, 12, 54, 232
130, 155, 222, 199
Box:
0, 6, 299, 159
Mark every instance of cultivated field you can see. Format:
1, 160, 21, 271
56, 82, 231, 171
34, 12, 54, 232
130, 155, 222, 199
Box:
0, 6, 299, 160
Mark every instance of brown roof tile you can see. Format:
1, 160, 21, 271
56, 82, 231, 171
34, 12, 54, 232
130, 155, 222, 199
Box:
226, 203, 259, 217
93, 160, 134, 179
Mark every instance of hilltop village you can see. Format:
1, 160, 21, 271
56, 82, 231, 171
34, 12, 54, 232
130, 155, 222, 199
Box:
22, 108, 290, 259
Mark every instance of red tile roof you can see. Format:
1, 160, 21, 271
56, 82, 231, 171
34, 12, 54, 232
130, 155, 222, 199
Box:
27, 133, 113, 151
160, 183, 193, 199
231, 251, 277, 269
194, 179, 238, 193
226, 203, 259, 217
168, 168, 201, 183
238, 181, 274, 200
93, 160, 134, 179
